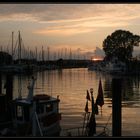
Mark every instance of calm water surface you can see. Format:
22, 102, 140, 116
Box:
1, 68, 140, 136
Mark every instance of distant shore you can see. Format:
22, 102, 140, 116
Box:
0, 59, 91, 75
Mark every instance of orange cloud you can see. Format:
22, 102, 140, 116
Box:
34, 27, 93, 36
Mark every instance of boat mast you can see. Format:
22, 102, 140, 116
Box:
35, 47, 37, 61
12, 31, 14, 63
42, 46, 44, 62
65, 48, 67, 60
27, 46, 29, 59
69, 48, 72, 60
18, 31, 22, 64
47, 47, 50, 61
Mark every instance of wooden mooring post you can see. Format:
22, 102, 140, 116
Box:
0, 73, 2, 94
5, 74, 13, 102
0, 73, 6, 116
0, 73, 13, 121
112, 78, 122, 137
5, 74, 13, 121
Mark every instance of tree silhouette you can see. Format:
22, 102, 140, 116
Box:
103, 30, 140, 62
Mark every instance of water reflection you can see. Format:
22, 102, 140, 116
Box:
9, 68, 140, 110
103, 74, 140, 103
1, 68, 140, 136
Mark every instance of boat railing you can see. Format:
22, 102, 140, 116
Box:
60, 125, 109, 137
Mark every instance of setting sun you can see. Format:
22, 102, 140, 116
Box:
92, 57, 103, 61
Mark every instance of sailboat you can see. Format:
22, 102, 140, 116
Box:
7, 31, 36, 74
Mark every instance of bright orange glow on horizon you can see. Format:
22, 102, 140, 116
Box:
92, 57, 103, 61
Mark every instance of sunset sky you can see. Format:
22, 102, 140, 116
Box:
0, 4, 140, 59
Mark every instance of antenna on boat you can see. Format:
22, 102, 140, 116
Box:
26, 76, 36, 101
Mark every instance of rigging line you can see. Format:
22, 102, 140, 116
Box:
6, 34, 11, 53
104, 113, 112, 129
35, 112, 43, 136
22, 39, 27, 59
22, 39, 26, 52
21, 38, 25, 50
20, 37, 23, 59
22, 37, 32, 60
13, 38, 18, 58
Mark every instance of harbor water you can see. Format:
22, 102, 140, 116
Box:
1, 68, 140, 136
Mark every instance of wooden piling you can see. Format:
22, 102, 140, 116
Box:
0, 73, 2, 94
5, 74, 13, 121
0, 95, 6, 115
5, 74, 13, 101
112, 78, 122, 137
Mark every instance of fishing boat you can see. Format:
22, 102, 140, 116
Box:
0, 76, 110, 137
0, 76, 61, 137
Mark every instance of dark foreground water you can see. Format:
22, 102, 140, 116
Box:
1, 68, 140, 136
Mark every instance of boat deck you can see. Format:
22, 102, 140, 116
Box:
60, 125, 110, 137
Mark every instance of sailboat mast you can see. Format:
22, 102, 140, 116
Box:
47, 47, 50, 61
35, 47, 37, 61
69, 48, 72, 60
42, 46, 44, 62
65, 48, 67, 60
11, 31, 14, 63
18, 31, 21, 64
60, 48, 63, 59
12, 32, 14, 57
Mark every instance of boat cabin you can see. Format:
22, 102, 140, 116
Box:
12, 94, 61, 136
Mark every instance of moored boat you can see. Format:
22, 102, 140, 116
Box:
0, 76, 61, 137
